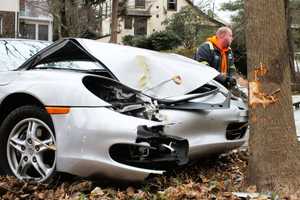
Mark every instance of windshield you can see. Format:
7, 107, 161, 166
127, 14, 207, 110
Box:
0, 40, 50, 71
35, 60, 105, 71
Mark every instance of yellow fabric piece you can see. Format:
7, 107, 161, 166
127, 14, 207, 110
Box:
136, 55, 150, 89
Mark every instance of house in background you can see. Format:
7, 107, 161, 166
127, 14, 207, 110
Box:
98, 0, 225, 43
0, 1, 18, 38
18, 0, 53, 41
0, 0, 53, 41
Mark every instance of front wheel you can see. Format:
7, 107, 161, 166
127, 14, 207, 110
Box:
0, 105, 56, 182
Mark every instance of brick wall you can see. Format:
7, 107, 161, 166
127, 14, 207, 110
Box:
0, 11, 16, 38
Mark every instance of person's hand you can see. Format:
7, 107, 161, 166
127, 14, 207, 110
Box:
237, 76, 248, 87
214, 75, 237, 89
225, 77, 237, 89
215, 74, 227, 84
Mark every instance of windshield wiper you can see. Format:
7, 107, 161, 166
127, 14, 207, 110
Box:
31, 66, 67, 70
87, 69, 106, 72
32, 67, 104, 72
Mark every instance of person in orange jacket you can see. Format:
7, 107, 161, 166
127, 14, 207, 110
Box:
194, 26, 237, 88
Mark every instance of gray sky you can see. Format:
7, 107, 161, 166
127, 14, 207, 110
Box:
213, 0, 233, 23
194, 0, 235, 23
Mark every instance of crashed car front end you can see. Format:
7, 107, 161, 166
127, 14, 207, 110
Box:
0, 69, 191, 181
52, 74, 247, 181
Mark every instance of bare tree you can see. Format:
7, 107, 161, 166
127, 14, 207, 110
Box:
245, 0, 300, 193
110, 0, 118, 43
48, 0, 108, 40
196, 0, 212, 10
25, 0, 51, 17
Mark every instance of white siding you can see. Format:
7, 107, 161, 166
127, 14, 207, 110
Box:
0, 0, 19, 12
148, 0, 190, 35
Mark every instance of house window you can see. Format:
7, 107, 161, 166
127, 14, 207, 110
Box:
124, 16, 133, 29
20, 23, 36, 39
167, 0, 177, 11
20, 0, 25, 15
134, 17, 147, 35
135, 0, 145, 8
38, 24, 48, 40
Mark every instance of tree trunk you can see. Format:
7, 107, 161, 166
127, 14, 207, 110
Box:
60, 0, 69, 37
98, 3, 103, 36
110, 0, 119, 43
245, 0, 300, 193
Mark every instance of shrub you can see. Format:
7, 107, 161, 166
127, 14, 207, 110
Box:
122, 35, 135, 46
132, 35, 152, 49
122, 31, 182, 51
148, 31, 181, 51
173, 47, 197, 58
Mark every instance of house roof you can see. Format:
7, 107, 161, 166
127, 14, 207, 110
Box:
185, 0, 226, 26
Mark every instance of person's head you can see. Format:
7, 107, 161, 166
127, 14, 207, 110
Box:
216, 27, 233, 48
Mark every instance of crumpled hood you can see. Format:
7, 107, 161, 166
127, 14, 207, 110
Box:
76, 39, 219, 98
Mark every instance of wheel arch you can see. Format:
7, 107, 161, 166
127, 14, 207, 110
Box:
0, 93, 45, 128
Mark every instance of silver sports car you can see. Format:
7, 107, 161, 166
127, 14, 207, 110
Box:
0, 38, 248, 182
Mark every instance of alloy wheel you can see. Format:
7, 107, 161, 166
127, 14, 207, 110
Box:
7, 118, 56, 182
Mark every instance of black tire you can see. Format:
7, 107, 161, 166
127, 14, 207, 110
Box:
0, 105, 56, 182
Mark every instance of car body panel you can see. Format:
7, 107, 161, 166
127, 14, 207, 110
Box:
53, 107, 164, 180
0, 70, 110, 107
77, 38, 220, 98
161, 102, 247, 158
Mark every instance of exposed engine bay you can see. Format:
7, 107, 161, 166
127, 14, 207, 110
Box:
83, 75, 163, 121
83, 75, 231, 122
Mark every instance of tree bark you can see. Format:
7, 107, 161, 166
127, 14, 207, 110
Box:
245, 0, 300, 193
60, 0, 69, 37
98, 3, 103, 36
110, 0, 119, 43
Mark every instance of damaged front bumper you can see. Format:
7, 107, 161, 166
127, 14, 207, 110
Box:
53, 107, 189, 181
109, 125, 189, 170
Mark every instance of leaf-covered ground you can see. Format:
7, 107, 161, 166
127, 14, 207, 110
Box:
0, 149, 298, 200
